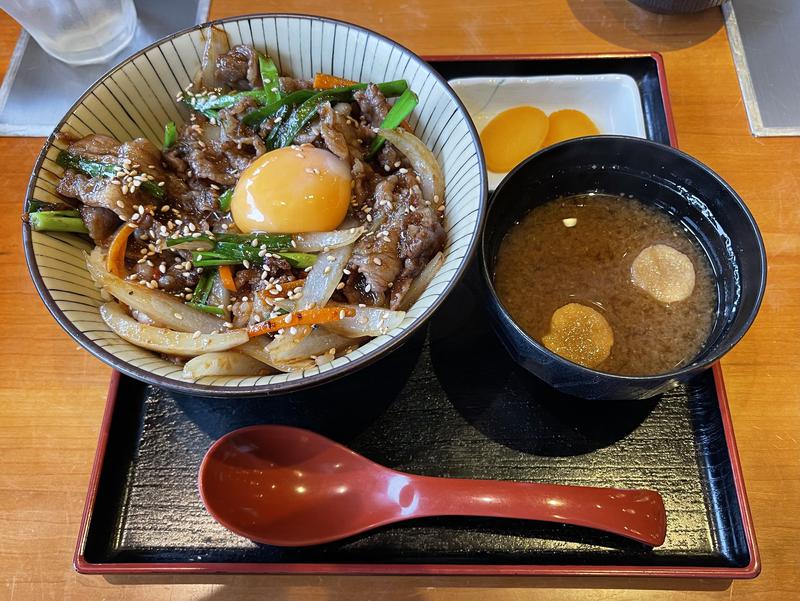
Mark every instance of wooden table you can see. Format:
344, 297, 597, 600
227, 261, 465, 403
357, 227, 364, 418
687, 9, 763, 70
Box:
1, 1, 798, 599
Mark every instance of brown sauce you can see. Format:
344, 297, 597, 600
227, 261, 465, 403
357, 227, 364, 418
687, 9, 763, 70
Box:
494, 193, 717, 376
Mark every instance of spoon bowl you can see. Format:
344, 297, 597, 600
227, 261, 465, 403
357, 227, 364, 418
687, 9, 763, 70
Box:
199, 425, 667, 547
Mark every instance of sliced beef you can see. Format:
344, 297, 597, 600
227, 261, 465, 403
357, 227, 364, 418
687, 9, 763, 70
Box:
67, 134, 120, 160
343, 173, 445, 309
350, 159, 380, 210
217, 96, 267, 156
215, 45, 260, 90
354, 84, 391, 127
279, 76, 313, 93
375, 143, 403, 173
391, 203, 445, 308
167, 123, 238, 186
343, 177, 404, 306
79, 205, 120, 245
318, 102, 371, 162
56, 168, 135, 219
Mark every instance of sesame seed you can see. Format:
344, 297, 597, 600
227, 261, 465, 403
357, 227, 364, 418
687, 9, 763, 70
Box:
116, 200, 125, 208
284, 314, 293, 324
289, 326, 298, 335
251, 239, 259, 247
242, 296, 249, 302
158, 264, 167, 274
174, 312, 183, 320
373, 257, 382, 265
339, 309, 346, 320
336, 282, 345, 290
192, 330, 201, 338
121, 185, 129, 194
364, 284, 372, 293
343, 269, 351, 275
243, 259, 250, 268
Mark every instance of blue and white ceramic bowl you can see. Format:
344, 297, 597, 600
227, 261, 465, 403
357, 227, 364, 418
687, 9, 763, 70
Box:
22, 14, 487, 396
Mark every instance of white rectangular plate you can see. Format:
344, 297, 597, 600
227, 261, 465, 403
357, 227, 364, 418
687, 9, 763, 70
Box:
449, 74, 647, 189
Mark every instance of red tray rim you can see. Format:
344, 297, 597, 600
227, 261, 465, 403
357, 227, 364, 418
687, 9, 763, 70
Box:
73, 51, 760, 579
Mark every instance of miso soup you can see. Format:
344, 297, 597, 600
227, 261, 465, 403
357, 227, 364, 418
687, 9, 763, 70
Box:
494, 193, 717, 376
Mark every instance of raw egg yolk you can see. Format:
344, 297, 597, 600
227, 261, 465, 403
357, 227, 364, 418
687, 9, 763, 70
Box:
541, 109, 599, 147
231, 146, 351, 233
480, 106, 549, 173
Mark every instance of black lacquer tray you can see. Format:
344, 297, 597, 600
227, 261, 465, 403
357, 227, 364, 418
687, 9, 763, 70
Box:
74, 53, 759, 577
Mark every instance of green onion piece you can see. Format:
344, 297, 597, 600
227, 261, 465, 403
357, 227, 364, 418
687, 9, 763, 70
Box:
271, 89, 352, 148
192, 258, 243, 267
277, 252, 317, 269
192, 269, 216, 305
216, 232, 293, 248
28, 211, 89, 234
264, 104, 291, 148
28, 199, 68, 212
184, 88, 272, 119
163, 121, 177, 150
258, 54, 281, 104
242, 80, 409, 129
218, 188, 233, 212
186, 303, 226, 316
57, 150, 165, 200
241, 89, 316, 127
271, 80, 411, 148
367, 89, 419, 158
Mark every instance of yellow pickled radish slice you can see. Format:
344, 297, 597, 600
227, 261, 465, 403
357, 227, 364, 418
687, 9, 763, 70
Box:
541, 303, 614, 369
631, 244, 696, 303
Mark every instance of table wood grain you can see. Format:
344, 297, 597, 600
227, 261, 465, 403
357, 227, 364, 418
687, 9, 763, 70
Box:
1, 1, 798, 599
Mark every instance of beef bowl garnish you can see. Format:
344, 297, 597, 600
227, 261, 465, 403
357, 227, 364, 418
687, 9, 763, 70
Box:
22, 15, 487, 396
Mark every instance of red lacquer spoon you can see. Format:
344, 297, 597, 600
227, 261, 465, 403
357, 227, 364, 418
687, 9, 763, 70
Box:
198, 425, 667, 547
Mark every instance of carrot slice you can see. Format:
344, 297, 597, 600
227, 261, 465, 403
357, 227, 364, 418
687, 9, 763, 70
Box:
313, 72, 357, 90
247, 306, 356, 338
106, 224, 134, 277
219, 264, 237, 292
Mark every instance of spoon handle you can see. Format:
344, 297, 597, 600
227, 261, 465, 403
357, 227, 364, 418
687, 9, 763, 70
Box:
407, 475, 666, 546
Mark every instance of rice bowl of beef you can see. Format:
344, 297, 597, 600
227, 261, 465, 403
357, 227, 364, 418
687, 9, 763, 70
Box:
22, 14, 487, 396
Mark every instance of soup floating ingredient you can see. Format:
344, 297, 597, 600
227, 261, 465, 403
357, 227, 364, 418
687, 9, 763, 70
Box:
231, 146, 351, 234
542, 302, 614, 369
480, 106, 549, 173
494, 193, 717, 376
631, 244, 696, 303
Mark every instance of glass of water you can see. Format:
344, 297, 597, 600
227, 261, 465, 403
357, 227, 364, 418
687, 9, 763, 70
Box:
0, 0, 137, 65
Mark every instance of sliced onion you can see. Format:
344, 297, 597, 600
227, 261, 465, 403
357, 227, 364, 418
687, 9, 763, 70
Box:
86, 249, 224, 334
100, 302, 248, 356
276, 328, 364, 361
182, 352, 273, 378
397, 251, 444, 311
292, 227, 365, 252
379, 128, 445, 208
194, 26, 229, 89
322, 303, 405, 338
266, 244, 353, 361
236, 338, 316, 372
